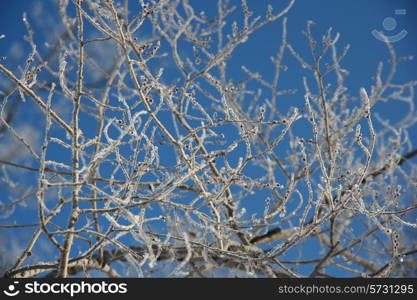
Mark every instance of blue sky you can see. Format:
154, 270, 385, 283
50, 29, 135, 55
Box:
1, 0, 416, 277
1, 1, 416, 126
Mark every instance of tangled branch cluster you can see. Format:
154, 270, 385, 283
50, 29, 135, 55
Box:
0, 0, 416, 278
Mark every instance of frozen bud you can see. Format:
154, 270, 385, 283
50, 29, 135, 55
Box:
355, 124, 362, 142
360, 87, 370, 107
360, 88, 371, 118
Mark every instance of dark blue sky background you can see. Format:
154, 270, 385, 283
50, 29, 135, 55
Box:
1, 0, 416, 277
1, 0, 416, 129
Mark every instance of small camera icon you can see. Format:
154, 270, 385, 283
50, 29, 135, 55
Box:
3, 281, 20, 297
372, 9, 407, 43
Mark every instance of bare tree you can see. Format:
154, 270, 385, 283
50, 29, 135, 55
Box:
1, 0, 416, 278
